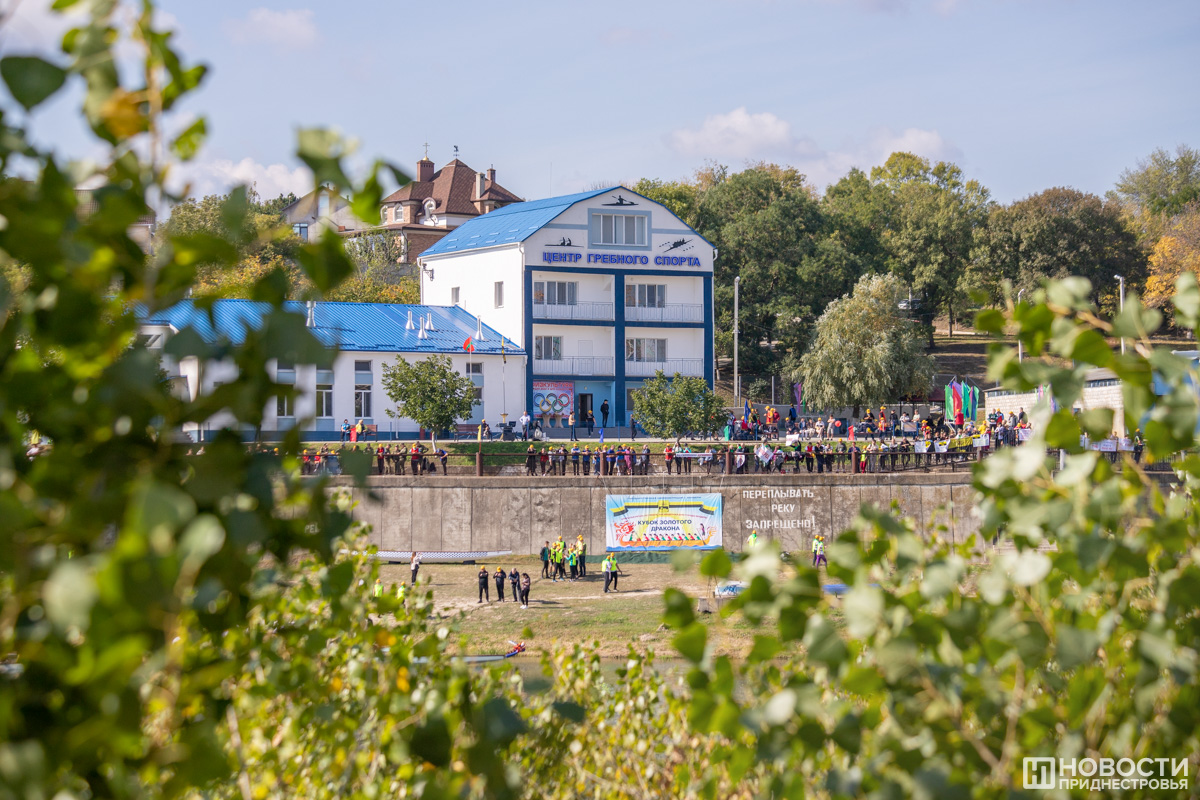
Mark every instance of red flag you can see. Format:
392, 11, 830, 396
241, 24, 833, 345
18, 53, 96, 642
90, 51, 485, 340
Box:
463, 336, 474, 352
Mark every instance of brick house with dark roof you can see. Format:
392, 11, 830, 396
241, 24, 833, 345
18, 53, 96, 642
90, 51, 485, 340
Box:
376, 157, 522, 262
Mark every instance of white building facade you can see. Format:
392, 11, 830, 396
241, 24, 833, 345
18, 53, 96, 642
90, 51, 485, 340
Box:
418, 187, 715, 428
139, 300, 524, 441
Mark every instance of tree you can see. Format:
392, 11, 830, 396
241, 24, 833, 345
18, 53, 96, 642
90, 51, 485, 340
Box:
380, 354, 476, 444
1144, 204, 1200, 310
871, 152, 992, 341
695, 163, 832, 375
969, 187, 1143, 313
632, 177, 701, 225
630, 371, 726, 443
1111, 144, 1200, 242
793, 272, 934, 412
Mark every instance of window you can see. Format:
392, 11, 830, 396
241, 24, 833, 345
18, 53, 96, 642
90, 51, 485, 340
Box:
355, 385, 372, 418
533, 281, 577, 305
381, 208, 388, 223
136, 333, 162, 348
494, 281, 504, 308
451, 287, 460, 305
316, 384, 333, 418
292, 223, 308, 241
465, 362, 483, 375
318, 193, 330, 218
591, 213, 647, 246
277, 393, 294, 418
625, 338, 668, 362
276, 358, 295, 385
354, 360, 372, 418
625, 284, 667, 307
534, 336, 562, 360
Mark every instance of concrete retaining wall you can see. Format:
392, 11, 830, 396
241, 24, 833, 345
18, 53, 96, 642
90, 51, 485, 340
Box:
332, 472, 982, 556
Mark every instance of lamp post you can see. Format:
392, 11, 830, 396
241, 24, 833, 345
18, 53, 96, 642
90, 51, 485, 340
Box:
1114, 274, 1126, 355
1017, 289, 1024, 363
733, 276, 740, 404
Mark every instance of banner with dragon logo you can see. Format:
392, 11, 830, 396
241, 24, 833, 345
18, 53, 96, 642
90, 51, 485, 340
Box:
605, 494, 723, 552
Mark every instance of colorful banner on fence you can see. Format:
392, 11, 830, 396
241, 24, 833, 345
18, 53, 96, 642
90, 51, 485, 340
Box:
532, 380, 573, 418
605, 494, 723, 552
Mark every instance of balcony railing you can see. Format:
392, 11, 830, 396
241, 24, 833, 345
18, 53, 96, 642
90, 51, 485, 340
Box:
532, 301, 614, 321
532, 357, 615, 376
623, 304, 704, 323
624, 359, 704, 377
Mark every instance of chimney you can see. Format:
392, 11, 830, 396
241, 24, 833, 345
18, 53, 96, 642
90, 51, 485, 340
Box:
417, 158, 434, 183
487, 166, 496, 183
475, 172, 486, 200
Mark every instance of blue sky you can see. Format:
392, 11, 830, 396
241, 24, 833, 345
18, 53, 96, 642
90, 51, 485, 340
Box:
4, 0, 1198, 204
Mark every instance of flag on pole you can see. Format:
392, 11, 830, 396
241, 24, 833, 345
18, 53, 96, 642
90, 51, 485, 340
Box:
743, 399, 751, 420
599, 429, 605, 445
500, 337, 506, 364
952, 381, 963, 415
463, 336, 475, 353
477, 423, 482, 442
944, 383, 952, 416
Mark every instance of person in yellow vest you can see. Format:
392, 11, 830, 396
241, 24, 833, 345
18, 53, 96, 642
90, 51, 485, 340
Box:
396, 581, 406, 602
602, 553, 615, 593
812, 535, 827, 567
746, 529, 759, 550
577, 534, 587, 577
372, 578, 383, 598
607, 554, 621, 591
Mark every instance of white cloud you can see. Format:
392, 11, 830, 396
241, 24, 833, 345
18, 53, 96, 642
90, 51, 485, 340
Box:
667, 108, 962, 189
668, 107, 803, 161
171, 157, 313, 201
223, 8, 318, 51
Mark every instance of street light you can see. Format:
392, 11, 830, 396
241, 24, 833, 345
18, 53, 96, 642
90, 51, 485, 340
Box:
1114, 274, 1126, 355
1017, 289, 1024, 363
733, 276, 740, 404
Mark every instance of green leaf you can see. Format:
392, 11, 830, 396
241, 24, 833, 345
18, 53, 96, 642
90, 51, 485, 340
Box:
802, 615, 848, 668
293, 234, 358, 295
170, 116, 207, 160
1, 56, 67, 111
1174, 271, 1200, 331
410, 715, 453, 767
663, 587, 695, 629
1077, 408, 1114, 440
1056, 625, 1098, 670
1070, 329, 1113, 367
673, 622, 708, 663
843, 585, 884, 637
699, 548, 732, 578
551, 701, 585, 723
43, 561, 98, 632
746, 634, 781, 663
1044, 409, 1081, 450
479, 698, 525, 744
974, 308, 1005, 335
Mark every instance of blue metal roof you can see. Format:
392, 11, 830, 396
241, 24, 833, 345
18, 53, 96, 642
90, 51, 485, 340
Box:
140, 300, 523, 355
420, 187, 612, 257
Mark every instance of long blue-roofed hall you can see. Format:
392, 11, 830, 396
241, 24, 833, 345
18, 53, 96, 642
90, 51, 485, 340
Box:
417, 186, 716, 435
137, 300, 525, 442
